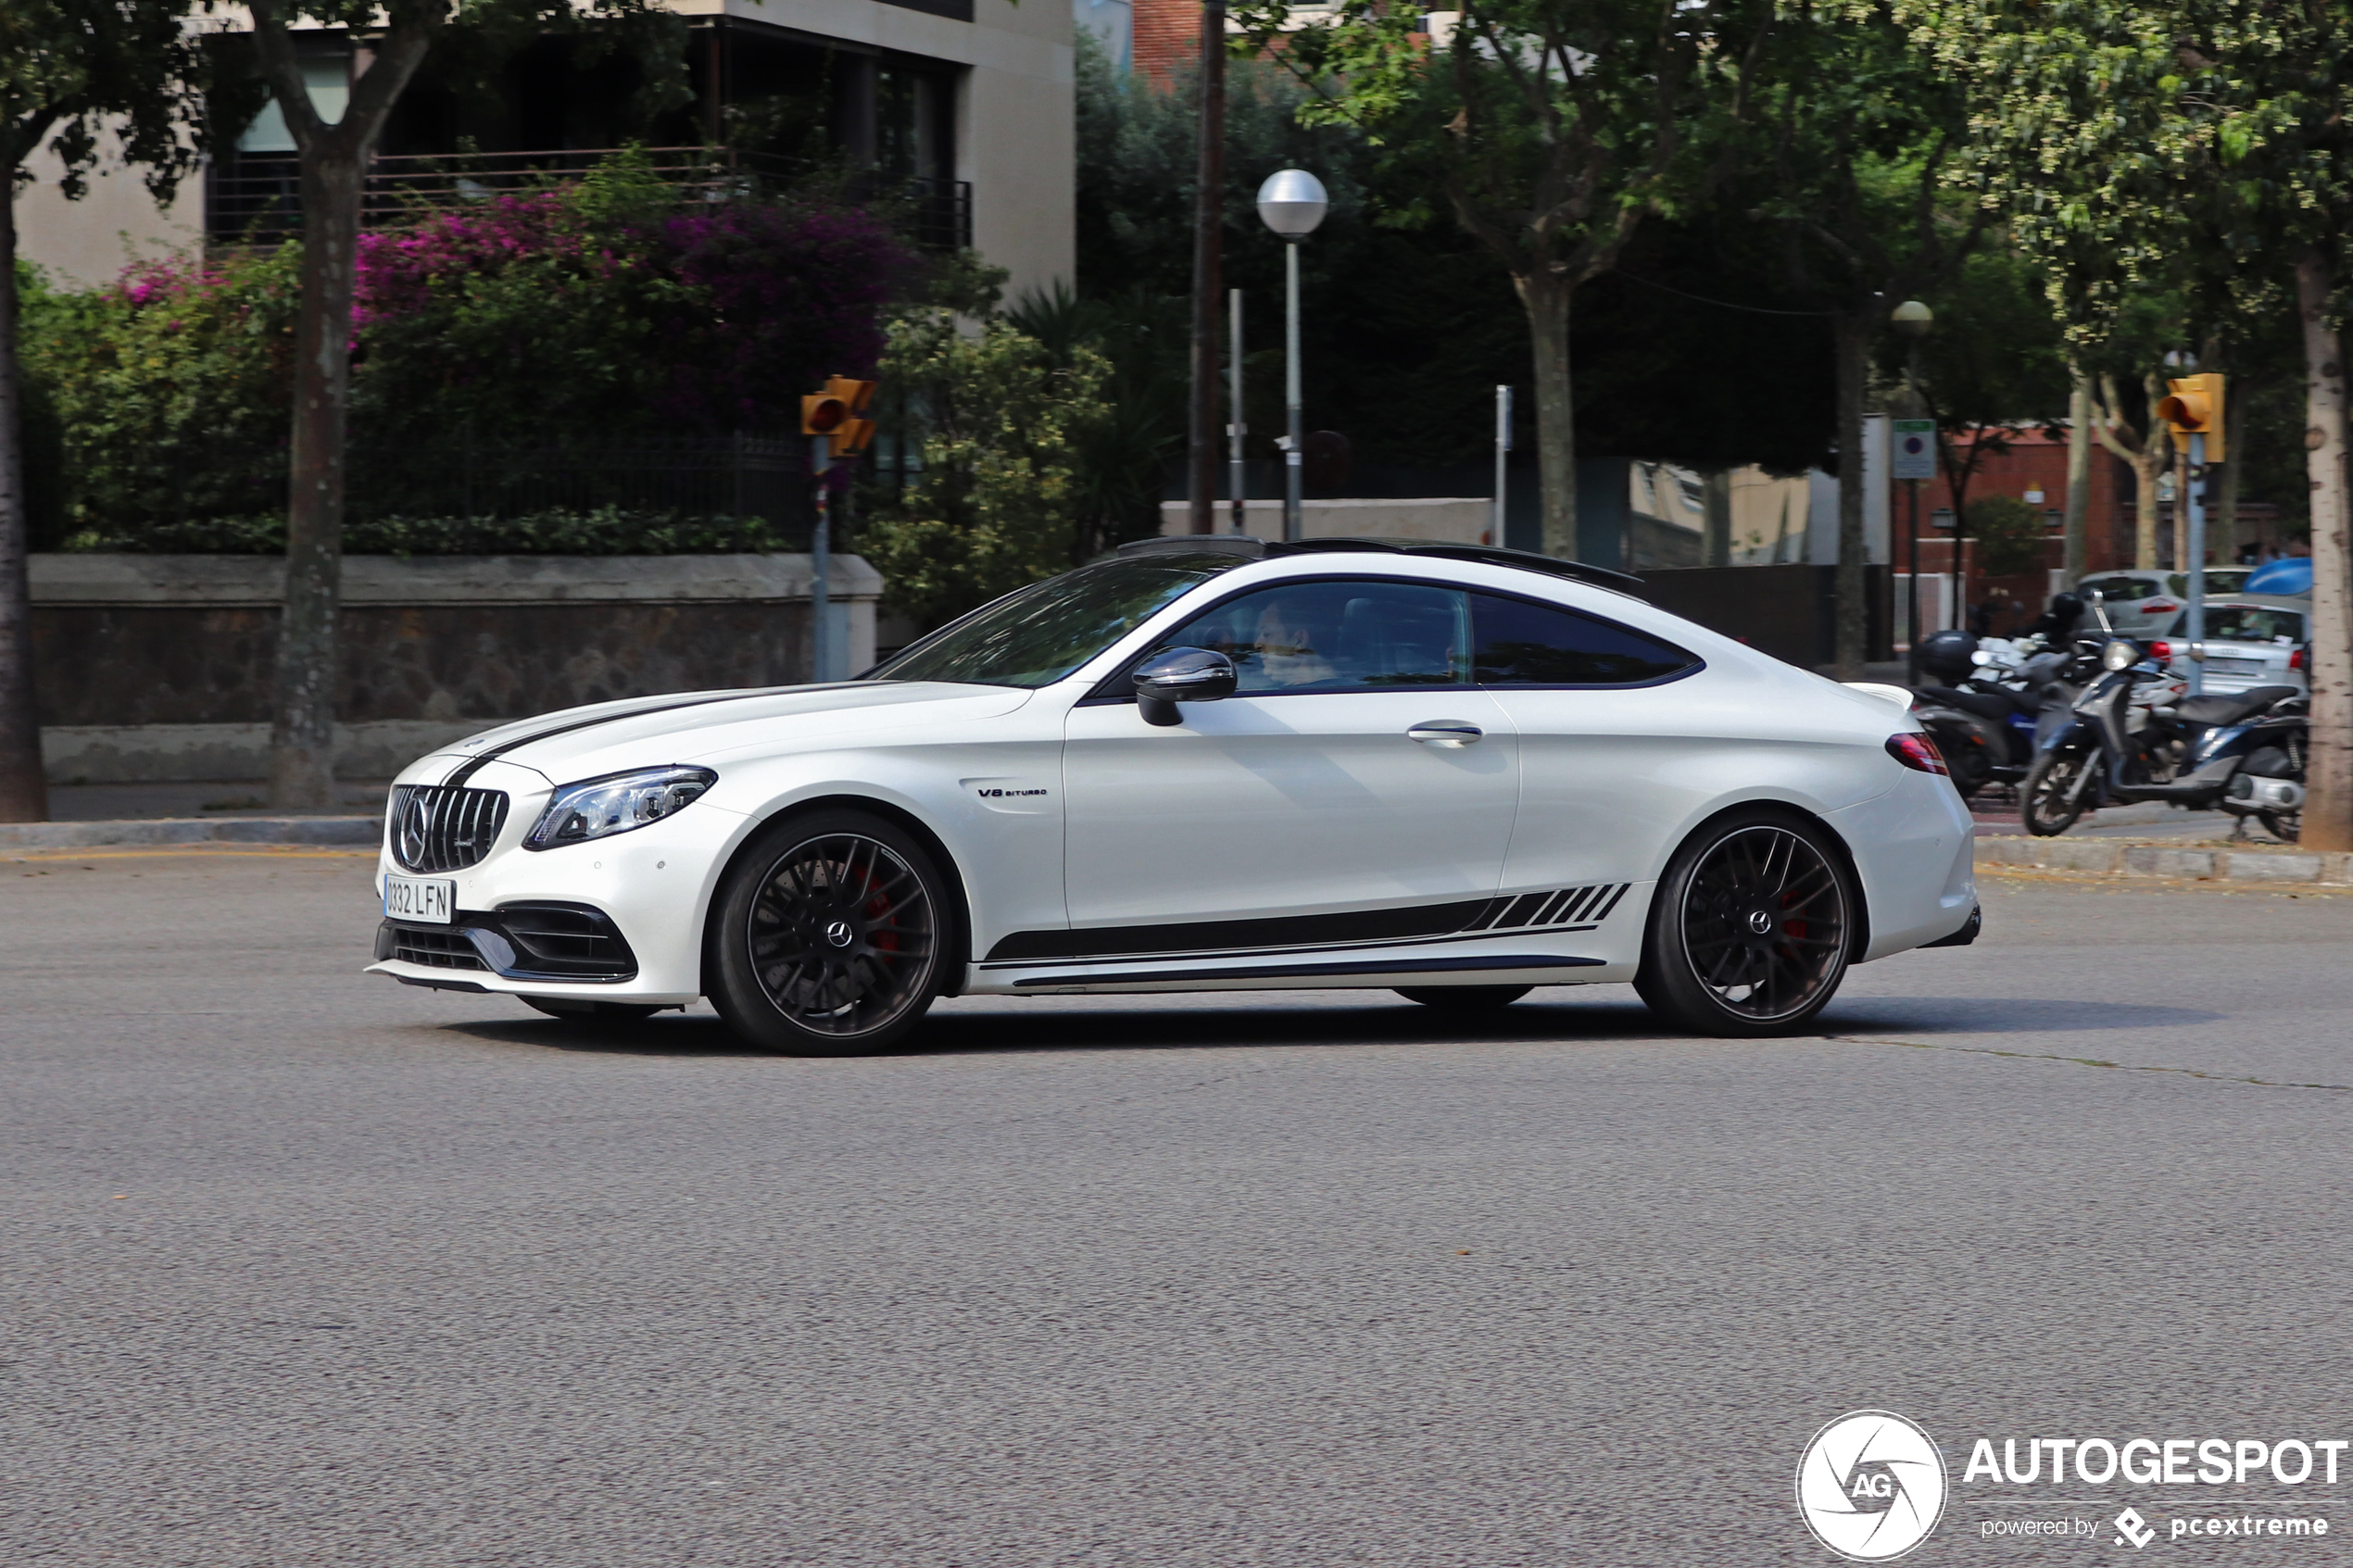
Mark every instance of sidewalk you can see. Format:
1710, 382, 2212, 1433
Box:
2, 781, 384, 851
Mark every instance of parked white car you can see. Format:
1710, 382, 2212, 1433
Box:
2156, 598, 2309, 696
369, 539, 1978, 1051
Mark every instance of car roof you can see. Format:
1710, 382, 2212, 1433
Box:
1114, 534, 1645, 596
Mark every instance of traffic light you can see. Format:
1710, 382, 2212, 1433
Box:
801, 376, 878, 458
2155, 372, 2226, 461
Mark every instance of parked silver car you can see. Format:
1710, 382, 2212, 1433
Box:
2156, 598, 2309, 695
2076, 571, 2182, 635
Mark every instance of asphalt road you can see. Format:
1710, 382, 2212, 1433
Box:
7, 849, 2353, 1566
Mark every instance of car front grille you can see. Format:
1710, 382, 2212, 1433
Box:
379, 924, 489, 971
374, 902, 637, 983
388, 784, 510, 873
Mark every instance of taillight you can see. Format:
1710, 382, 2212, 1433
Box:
2292, 647, 2307, 671
2145, 599, 2179, 613
1887, 733, 1950, 775
2149, 639, 2172, 660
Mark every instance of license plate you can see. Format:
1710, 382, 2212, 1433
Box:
383, 875, 455, 923
2208, 657, 2264, 675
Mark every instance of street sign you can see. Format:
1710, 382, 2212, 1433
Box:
1892, 419, 1937, 481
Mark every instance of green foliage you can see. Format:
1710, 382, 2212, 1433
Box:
1, 0, 210, 190
860, 285, 1114, 630
1966, 493, 2047, 576
1005, 280, 1183, 558
56, 507, 795, 556
19, 247, 301, 534
1231, 0, 1761, 284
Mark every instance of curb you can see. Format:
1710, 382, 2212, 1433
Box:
1978, 834, 2351, 886
0, 816, 381, 850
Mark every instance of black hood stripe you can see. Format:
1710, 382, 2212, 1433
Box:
440, 684, 862, 787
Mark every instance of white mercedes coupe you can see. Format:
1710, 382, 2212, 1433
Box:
370, 537, 1977, 1052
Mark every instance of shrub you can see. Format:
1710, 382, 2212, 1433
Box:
1965, 494, 2049, 577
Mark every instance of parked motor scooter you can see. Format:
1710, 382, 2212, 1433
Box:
1908, 628, 2054, 800
2020, 630, 2308, 840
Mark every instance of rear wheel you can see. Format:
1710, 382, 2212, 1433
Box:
707, 809, 949, 1057
1634, 810, 1857, 1038
2262, 809, 2303, 844
1394, 985, 1533, 1010
2021, 748, 2095, 836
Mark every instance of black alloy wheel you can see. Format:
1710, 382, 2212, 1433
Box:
709, 809, 949, 1056
1395, 985, 1534, 1010
1635, 811, 1857, 1037
2021, 748, 2095, 836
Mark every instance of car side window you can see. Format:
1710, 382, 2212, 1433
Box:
1157, 580, 1470, 696
1470, 593, 1697, 686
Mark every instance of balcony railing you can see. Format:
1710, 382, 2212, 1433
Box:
206, 145, 973, 252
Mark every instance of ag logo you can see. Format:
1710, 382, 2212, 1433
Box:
1795, 1411, 1948, 1561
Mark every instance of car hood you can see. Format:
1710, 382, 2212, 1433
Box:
408, 682, 1035, 786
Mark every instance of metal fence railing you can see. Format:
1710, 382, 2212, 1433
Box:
206, 145, 973, 253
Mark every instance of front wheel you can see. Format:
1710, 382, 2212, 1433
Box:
707, 809, 950, 1057
2262, 809, 2303, 844
2021, 748, 2096, 836
1633, 810, 1859, 1038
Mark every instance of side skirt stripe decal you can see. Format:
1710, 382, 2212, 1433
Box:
1013, 954, 1605, 989
984, 883, 1634, 965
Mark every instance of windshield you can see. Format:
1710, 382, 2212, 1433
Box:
2169, 605, 2306, 643
867, 552, 1248, 688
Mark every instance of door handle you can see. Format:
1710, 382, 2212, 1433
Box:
1407, 720, 1483, 746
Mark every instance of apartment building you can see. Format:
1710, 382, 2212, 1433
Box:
15, 0, 1075, 300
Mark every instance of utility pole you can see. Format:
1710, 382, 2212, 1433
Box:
1186, 0, 1225, 535
1492, 386, 1512, 546
1228, 288, 1246, 534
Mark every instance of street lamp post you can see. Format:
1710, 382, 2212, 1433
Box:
1893, 299, 1934, 683
1255, 169, 1327, 543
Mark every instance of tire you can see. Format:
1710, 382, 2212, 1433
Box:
707, 808, 950, 1057
1395, 985, 1533, 1010
1633, 809, 1859, 1038
2021, 748, 2095, 836
2262, 809, 2302, 844
521, 997, 664, 1022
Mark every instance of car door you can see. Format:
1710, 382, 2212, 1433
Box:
1467, 589, 1709, 897
1060, 576, 1518, 947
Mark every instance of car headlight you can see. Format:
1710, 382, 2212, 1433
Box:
523, 766, 716, 851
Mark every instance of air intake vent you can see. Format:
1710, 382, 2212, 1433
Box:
389, 784, 510, 873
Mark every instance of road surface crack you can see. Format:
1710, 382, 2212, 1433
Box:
1825, 1035, 2353, 1093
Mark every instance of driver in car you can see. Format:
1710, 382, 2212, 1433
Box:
1252, 596, 1340, 688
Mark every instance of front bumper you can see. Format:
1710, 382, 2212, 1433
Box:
375, 901, 640, 984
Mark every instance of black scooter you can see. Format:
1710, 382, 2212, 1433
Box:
2021, 636, 2308, 841
1908, 630, 2091, 801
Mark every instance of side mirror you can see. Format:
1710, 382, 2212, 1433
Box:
1133, 646, 1237, 727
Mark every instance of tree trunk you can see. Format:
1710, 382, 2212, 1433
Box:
0, 190, 47, 822
2214, 382, 2247, 567
2296, 249, 2353, 851
2171, 440, 2190, 573
270, 152, 365, 808
2063, 373, 2091, 583
1516, 269, 1579, 560
1831, 313, 1869, 676
2130, 448, 2163, 571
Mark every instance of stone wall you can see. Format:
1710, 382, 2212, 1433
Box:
33, 554, 882, 784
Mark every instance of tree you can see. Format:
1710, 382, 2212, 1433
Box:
1230, 0, 1768, 562
0, 0, 208, 822
1895, 0, 2353, 844
861, 268, 1115, 631
1745, 1, 1988, 673
237, 0, 684, 808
